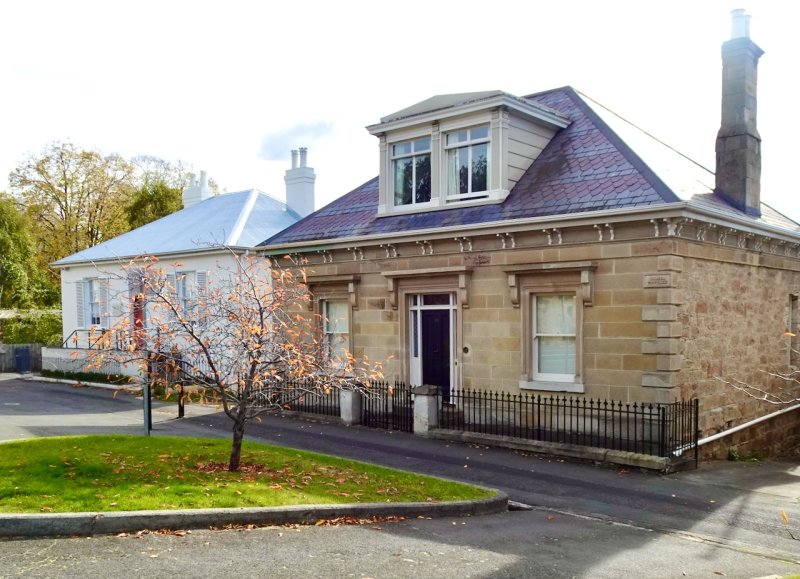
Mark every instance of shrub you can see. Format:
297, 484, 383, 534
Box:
1, 313, 61, 345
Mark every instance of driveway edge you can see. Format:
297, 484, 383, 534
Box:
0, 492, 508, 538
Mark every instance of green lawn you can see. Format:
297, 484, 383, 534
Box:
0, 435, 492, 513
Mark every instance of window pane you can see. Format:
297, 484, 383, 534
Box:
413, 137, 430, 152
538, 337, 576, 374
412, 310, 419, 357
471, 143, 488, 192
446, 130, 468, 145
458, 148, 469, 194
471, 126, 489, 139
415, 154, 431, 203
423, 294, 450, 305
536, 295, 576, 335
393, 142, 411, 156
325, 301, 349, 333
394, 158, 412, 205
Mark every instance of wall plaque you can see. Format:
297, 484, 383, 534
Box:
643, 273, 674, 288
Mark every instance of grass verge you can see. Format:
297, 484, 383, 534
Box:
0, 435, 492, 513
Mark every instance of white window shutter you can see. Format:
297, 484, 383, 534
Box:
166, 273, 177, 301
76, 280, 85, 328
196, 271, 207, 295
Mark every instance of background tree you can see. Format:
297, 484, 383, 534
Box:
87, 253, 383, 471
125, 179, 183, 229
130, 155, 189, 191
0, 195, 57, 308
9, 141, 135, 269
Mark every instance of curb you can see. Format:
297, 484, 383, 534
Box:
26, 375, 141, 392
0, 492, 508, 539
429, 430, 673, 472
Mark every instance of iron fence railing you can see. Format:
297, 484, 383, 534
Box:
439, 389, 698, 461
248, 377, 341, 417
361, 380, 414, 432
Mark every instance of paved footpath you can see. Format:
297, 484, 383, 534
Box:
1, 375, 799, 578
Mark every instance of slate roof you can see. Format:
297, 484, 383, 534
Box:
55, 189, 300, 266
264, 86, 798, 247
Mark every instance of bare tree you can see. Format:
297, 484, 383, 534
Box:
85, 252, 384, 471
716, 332, 800, 405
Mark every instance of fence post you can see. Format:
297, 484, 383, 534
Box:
340, 389, 363, 426
412, 384, 439, 436
693, 398, 700, 468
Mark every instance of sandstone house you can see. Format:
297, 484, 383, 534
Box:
263, 11, 800, 458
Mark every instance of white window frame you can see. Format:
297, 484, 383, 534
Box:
391, 137, 432, 207
532, 294, 577, 383
444, 124, 490, 201
78, 278, 108, 329
509, 263, 594, 394
321, 298, 351, 362
86, 279, 102, 327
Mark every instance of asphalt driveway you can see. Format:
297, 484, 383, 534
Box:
1, 374, 799, 578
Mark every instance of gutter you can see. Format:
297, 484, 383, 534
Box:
697, 403, 800, 447
51, 246, 254, 269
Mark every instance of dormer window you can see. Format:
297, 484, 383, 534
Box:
393, 137, 431, 206
446, 125, 489, 200
369, 91, 570, 217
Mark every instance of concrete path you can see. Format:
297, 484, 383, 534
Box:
1, 375, 799, 578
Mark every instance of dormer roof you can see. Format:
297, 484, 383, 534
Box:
368, 90, 570, 135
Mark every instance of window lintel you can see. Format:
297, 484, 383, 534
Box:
505, 261, 597, 308
306, 274, 360, 311
382, 266, 472, 310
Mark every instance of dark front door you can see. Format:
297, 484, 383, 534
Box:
422, 309, 451, 402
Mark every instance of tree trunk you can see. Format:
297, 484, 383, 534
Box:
228, 415, 246, 472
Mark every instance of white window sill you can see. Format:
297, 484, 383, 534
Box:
519, 379, 584, 394
377, 189, 509, 217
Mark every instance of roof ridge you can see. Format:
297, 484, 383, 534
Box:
227, 189, 261, 245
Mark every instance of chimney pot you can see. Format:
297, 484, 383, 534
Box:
284, 148, 316, 218
731, 8, 750, 39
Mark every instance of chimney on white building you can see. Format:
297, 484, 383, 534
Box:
284, 147, 316, 218
182, 170, 214, 209
715, 9, 763, 217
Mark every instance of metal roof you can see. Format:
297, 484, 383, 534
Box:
54, 189, 299, 266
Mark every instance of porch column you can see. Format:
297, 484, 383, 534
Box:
340, 389, 362, 426
413, 384, 440, 435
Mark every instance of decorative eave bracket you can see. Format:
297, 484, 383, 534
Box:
504, 260, 597, 308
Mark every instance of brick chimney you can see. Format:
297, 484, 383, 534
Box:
284, 147, 316, 218
715, 9, 764, 217
182, 170, 213, 209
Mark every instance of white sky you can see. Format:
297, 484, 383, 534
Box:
1, 1, 797, 219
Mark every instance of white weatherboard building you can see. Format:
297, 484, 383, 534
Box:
46, 152, 315, 377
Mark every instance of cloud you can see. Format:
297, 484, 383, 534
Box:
259, 121, 332, 161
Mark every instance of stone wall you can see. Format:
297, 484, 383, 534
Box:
677, 240, 800, 439
299, 229, 800, 456
700, 407, 800, 459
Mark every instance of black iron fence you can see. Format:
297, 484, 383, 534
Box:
439, 389, 698, 461
248, 377, 341, 417
361, 380, 414, 432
